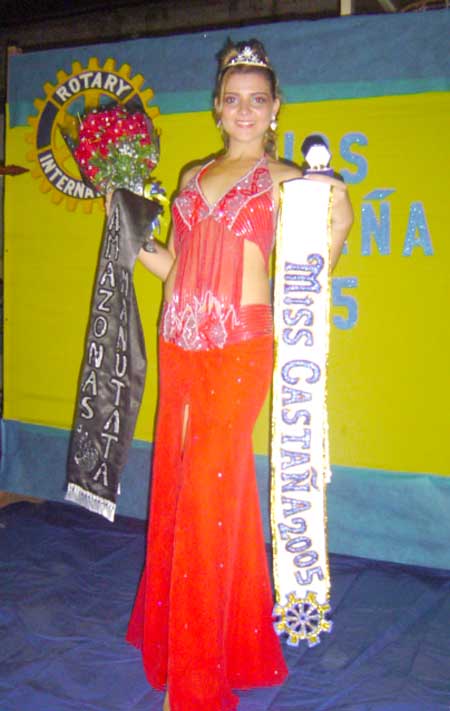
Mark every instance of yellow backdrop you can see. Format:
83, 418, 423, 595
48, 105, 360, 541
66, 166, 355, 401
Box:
4, 92, 449, 475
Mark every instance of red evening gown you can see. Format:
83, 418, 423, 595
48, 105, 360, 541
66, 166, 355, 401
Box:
126, 156, 288, 710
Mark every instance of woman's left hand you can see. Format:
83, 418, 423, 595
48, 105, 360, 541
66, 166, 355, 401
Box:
104, 191, 113, 217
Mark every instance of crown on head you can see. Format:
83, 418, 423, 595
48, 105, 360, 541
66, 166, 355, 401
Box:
221, 44, 272, 73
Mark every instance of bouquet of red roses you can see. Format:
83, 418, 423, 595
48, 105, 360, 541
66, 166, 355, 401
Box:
69, 104, 160, 197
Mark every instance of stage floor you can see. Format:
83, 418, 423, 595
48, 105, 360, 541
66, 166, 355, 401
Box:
1, 501, 449, 711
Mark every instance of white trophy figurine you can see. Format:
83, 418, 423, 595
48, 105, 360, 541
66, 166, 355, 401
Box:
301, 135, 334, 178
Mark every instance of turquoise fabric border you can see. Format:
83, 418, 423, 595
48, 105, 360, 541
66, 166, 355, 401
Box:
328, 465, 450, 571
282, 77, 450, 105
156, 77, 449, 114
7, 10, 450, 127
1, 419, 449, 570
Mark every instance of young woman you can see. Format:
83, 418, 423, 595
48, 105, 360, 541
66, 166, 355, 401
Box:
125, 39, 353, 711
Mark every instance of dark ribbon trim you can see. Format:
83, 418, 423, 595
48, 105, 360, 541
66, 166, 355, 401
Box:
65, 189, 160, 521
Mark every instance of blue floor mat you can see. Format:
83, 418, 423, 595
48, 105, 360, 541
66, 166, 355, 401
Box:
1, 501, 449, 711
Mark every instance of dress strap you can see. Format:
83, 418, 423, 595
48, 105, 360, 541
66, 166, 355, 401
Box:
172, 154, 273, 236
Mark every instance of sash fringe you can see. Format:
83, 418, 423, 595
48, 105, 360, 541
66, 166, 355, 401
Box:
65, 482, 116, 522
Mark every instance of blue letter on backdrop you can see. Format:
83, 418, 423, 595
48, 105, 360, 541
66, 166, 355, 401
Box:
361, 189, 395, 256
402, 202, 434, 256
340, 133, 368, 184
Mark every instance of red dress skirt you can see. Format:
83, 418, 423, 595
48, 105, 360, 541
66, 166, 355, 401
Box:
126, 331, 288, 710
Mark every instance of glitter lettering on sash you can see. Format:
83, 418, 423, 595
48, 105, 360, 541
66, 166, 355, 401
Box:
271, 179, 333, 647
66, 190, 160, 521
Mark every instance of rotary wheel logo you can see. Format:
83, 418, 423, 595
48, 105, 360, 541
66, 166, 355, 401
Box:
274, 591, 332, 648
26, 58, 159, 212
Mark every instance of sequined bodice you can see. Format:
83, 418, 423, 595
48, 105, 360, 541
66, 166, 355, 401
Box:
162, 156, 275, 350
172, 155, 275, 262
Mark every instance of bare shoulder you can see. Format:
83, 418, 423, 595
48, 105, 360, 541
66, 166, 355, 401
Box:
178, 163, 201, 189
267, 157, 303, 187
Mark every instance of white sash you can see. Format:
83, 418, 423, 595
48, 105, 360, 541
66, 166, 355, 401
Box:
271, 178, 333, 647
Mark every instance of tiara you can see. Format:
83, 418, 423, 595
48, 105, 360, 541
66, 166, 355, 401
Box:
222, 45, 272, 72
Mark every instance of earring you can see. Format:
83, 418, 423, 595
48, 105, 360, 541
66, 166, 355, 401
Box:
270, 116, 278, 131
216, 118, 222, 128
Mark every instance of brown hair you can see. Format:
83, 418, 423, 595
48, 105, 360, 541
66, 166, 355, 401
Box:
214, 39, 280, 158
